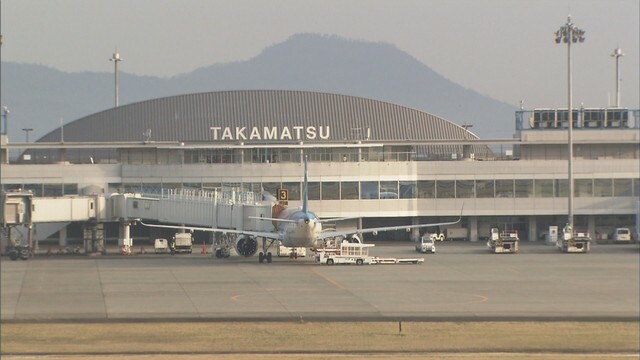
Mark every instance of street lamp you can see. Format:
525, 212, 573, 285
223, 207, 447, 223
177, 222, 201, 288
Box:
1, 106, 8, 135
611, 48, 624, 107
555, 15, 585, 234
461, 124, 473, 160
22, 128, 33, 143
109, 50, 123, 107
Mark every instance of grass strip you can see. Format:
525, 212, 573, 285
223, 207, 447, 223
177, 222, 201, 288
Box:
1, 321, 638, 355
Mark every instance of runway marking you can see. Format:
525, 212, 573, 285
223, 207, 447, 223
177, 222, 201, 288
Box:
231, 292, 272, 302
308, 266, 345, 289
443, 291, 489, 305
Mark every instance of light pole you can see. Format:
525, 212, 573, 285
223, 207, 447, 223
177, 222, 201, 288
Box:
22, 128, 33, 143
109, 50, 123, 107
611, 48, 623, 107
461, 124, 473, 160
555, 15, 585, 234
1, 106, 8, 135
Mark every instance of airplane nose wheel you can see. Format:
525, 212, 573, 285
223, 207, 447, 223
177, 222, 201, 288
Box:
258, 252, 273, 263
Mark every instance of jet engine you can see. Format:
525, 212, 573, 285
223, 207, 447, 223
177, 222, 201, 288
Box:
235, 235, 258, 257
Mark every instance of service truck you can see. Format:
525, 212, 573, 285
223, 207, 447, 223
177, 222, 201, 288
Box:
556, 225, 591, 253
415, 234, 438, 253
317, 241, 423, 265
445, 228, 467, 241
172, 233, 193, 254
486, 228, 519, 254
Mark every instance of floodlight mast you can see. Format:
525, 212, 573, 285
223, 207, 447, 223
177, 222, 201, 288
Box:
109, 50, 123, 107
555, 14, 585, 235
611, 48, 624, 108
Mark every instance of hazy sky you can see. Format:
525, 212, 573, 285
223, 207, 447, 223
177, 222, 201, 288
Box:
1, 0, 638, 109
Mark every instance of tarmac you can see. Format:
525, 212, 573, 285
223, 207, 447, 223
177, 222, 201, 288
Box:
1, 241, 639, 322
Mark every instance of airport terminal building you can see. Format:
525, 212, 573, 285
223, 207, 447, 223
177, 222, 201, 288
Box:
1, 90, 639, 243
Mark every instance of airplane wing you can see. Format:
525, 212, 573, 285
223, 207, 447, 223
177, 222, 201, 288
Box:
317, 210, 463, 240
248, 216, 296, 223
248, 216, 354, 224
138, 220, 284, 241
317, 216, 360, 223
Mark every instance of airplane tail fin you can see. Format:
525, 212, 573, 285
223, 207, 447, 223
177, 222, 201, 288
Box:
303, 155, 309, 214
261, 187, 277, 202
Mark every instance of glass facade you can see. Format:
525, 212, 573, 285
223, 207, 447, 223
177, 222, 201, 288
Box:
4, 178, 639, 200
417, 180, 435, 198
341, 182, 359, 200
514, 179, 533, 198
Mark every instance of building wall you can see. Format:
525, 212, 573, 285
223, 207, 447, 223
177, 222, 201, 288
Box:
3, 159, 637, 217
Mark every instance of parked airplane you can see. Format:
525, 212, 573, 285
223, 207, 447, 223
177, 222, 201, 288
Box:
140, 157, 462, 263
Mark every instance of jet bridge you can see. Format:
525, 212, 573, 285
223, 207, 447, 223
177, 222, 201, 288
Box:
1, 190, 33, 259
2, 188, 273, 258
110, 188, 273, 230
2, 190, 109, 257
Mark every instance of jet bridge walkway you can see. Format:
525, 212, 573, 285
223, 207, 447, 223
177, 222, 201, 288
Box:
1, 188, 273, 258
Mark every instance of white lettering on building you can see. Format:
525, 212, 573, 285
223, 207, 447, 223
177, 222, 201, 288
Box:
249, 127, 261, 140
209, 126, 330, 141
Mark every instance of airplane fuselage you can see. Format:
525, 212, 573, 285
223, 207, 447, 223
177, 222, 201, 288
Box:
276, 207, 322, 248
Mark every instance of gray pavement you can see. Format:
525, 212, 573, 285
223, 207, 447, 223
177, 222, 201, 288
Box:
1, 241, 639, 322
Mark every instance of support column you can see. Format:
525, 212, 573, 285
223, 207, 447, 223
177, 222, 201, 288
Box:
411, 217, 420, 242
0, 228, 9, 255
468, 216, 478, 242
587, 215, 596, 241
84, 224, 92, 253
58, 225, 68, 248
528, 216, 538, 242
96, 223, 105, 254
84, 222, 105, 254
119, 220, 133, 255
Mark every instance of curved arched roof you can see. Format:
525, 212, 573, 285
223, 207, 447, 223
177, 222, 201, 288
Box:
39, 90, 480, 144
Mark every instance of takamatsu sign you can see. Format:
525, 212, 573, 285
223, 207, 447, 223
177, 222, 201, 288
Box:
210, 126, 330, 141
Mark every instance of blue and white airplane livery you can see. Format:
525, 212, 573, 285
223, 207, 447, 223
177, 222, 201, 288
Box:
141, 157, 461, 263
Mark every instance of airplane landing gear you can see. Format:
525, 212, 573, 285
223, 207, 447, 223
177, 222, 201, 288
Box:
8, 246, 30, 261
215, 248, 230, 258
258, 251, 272, 263
259, 238, 275, 263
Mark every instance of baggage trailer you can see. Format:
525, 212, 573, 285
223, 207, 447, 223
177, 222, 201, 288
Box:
486, 228, 519, 254
277, 244, 307, 258
372, 257, 424, 264
316, 241, 423, 265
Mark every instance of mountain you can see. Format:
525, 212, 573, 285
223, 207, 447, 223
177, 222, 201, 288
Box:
0, 33, 516, 141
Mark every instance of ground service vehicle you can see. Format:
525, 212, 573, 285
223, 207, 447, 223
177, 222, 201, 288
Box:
277, 244, 306, 258
173, 233, 193, 254
154, 238, 169, 253
486, 228, 519, 254
556, 225, 591, 253
416, 235, 437, 253
613, 228, 631, 243
445, 228, 467, 241
317, 241, 424, 265
319, 242, 376, 265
